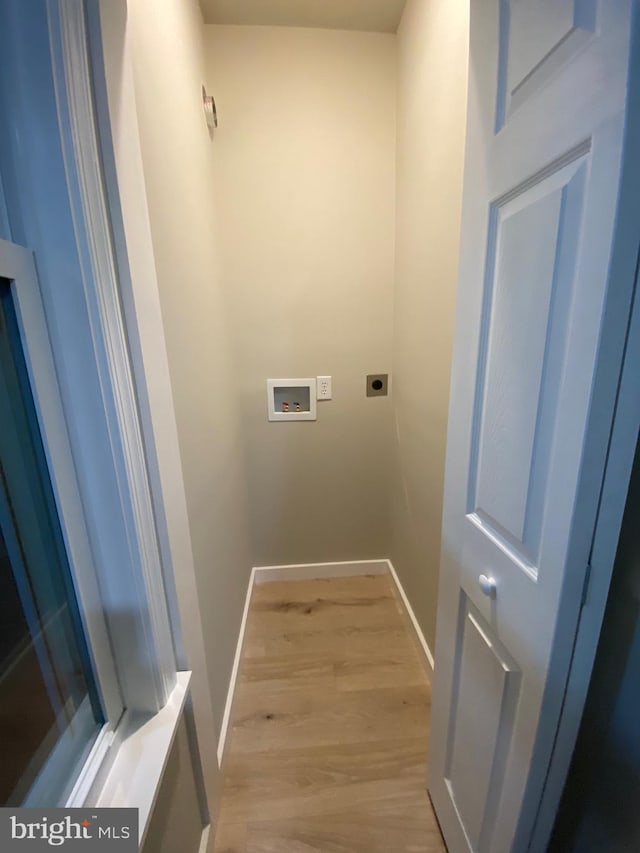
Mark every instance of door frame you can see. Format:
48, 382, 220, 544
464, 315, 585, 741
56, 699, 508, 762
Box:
87, 0, 222, 839
526, 12, 640, 848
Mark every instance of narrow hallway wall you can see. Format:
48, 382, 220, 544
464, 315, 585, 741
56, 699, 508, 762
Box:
205, 25, 396, 566
390, 0, 469, 651
125, 0, 253, 730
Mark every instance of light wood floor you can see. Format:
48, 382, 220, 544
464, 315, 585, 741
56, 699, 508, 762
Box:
213, 574, 447, 853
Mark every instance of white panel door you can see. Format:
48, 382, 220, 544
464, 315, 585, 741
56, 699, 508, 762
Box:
428, 2, 634, 852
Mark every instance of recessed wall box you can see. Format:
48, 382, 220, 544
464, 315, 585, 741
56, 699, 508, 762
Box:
366, 373, 389, 397
267, 378, 317, 421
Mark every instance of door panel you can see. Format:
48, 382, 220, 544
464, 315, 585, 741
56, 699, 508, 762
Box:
429, 1, 633, 851
472, 156, 586, 563
498, 0, 598, 127
446, 599, 521, 851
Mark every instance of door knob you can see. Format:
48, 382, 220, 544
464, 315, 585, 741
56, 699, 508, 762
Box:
479, 574, 497, 598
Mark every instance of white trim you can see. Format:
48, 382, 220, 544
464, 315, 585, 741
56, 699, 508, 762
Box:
386, 560, 435, 676
2, 237, 124, 726
216, 558, 435, 763
1, 0, 196, 826
94, 671, 191, 847
198, 824, 211, 853
0, 169, 10, 241
49, 0, 175, 712
90, 0, 218, 833
66, 725, 115, 808
1, 0, 177, 715
217, 567, 256, 768
253, 559, 389, 583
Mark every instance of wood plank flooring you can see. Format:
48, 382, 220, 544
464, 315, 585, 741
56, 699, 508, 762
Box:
214, 574, 446, 853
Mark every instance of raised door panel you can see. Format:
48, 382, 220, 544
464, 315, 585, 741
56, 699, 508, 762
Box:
471, 153, 588, 572
446, 599, 521, 851
498, 0, 598, 127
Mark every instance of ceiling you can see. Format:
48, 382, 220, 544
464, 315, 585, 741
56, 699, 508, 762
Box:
200, 0, 407, 34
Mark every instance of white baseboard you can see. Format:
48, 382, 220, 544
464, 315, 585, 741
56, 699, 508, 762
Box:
386, 559, 435, 676
216, 567, 256, 768
198, 824, 211, 853
253, 559, 389, 583
216, 558, 434, 765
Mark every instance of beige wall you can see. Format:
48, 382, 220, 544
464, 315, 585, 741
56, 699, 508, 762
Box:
390, 0, 469, 651
142, 717, 205, 853
99, 4, 468, 850
122, 0, 465, 754
126, 0, 253, 729
205, 26, 396, 566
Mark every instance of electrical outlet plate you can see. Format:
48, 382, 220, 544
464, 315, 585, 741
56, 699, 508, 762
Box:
317, 376, 332, 400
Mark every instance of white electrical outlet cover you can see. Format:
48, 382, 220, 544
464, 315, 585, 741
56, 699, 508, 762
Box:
317, 376, 332, 400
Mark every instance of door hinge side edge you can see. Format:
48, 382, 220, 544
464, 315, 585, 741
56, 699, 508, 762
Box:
581, 561, 593, 608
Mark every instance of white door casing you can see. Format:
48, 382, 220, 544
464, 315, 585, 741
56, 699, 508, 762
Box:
428, 2, 634, 852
